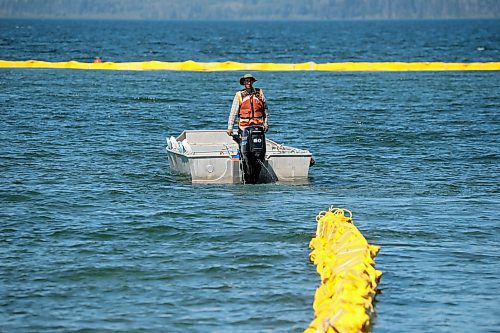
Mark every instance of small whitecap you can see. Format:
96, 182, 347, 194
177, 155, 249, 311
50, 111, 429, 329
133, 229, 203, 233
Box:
477, 47, 485, 51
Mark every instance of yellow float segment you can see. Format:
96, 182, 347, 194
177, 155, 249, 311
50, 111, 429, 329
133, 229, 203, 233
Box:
0, 59, 499, 71
305, 207, 382, 333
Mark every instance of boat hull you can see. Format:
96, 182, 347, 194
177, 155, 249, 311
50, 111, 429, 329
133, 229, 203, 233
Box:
167, 130, 312, 184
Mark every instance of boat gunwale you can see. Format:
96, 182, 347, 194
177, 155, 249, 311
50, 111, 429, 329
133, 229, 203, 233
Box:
166, 147, 233, 159
167, 147, 311, 159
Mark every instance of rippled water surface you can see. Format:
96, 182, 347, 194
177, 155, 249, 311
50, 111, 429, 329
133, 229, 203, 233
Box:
1, 19, 499, 333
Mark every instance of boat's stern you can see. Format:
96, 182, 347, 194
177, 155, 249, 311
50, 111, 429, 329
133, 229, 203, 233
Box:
167, 130, 243, 184
166, 130, 313, 184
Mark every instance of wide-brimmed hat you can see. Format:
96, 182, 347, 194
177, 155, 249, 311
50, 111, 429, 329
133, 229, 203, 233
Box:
239, 73, 257, 85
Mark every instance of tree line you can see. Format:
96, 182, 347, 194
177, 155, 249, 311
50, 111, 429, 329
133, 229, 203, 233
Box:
1, 0, 499, 19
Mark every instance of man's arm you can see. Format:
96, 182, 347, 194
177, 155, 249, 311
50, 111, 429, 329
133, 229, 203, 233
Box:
261, 90, 269, 132
227, 93, 240, 135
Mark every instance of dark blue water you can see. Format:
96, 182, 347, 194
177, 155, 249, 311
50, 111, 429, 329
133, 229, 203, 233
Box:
1, 19, 500, 62
1, 19, 499, 333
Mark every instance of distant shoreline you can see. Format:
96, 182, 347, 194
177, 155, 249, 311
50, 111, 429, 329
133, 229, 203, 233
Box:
1, 0, 499, 21
1, 17, 499, 21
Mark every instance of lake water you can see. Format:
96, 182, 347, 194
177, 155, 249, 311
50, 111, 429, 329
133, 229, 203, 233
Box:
0, 19, 499, 332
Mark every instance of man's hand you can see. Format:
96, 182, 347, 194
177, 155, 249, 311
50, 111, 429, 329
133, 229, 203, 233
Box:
264, 124, 269, 132
227, 129, 233, 136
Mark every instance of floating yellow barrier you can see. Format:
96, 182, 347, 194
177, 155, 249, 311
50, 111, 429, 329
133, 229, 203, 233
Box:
0, 59, 499, 71
305, 207, 382, 333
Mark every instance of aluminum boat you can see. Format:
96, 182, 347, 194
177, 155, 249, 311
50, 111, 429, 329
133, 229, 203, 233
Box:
166, 130, 313, 184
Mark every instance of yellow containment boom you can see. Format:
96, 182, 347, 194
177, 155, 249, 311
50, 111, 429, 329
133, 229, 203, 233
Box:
305, 207, 382, 333
0, 59, 499, 71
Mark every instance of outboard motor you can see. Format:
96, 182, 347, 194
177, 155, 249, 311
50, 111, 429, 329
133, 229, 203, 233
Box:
234, 125, 266, 184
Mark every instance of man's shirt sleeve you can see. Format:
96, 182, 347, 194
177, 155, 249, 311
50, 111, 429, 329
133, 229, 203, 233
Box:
227, 93, 240, 131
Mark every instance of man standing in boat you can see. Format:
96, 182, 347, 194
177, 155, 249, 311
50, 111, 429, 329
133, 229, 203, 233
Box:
227, 73, 269, 136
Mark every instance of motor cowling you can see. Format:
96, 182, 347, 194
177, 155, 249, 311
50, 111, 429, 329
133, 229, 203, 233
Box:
236, 126, 266, 184
240, 126, 266, 159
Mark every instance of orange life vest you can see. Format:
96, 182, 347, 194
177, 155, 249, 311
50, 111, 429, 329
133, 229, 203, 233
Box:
238, 88, 265, 126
